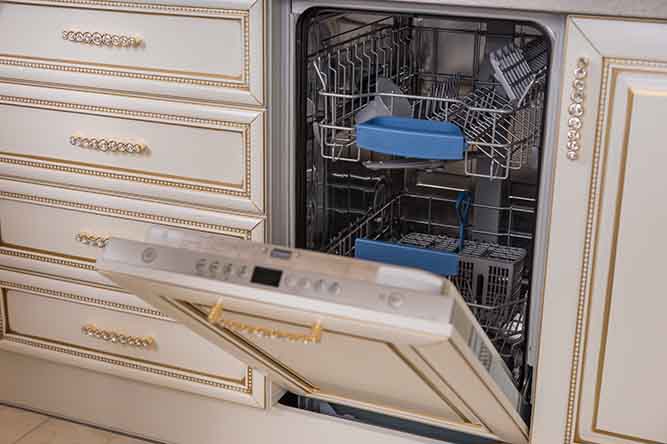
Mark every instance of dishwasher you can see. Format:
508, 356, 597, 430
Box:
97, 3, 565, 444
291, 1, 559, 426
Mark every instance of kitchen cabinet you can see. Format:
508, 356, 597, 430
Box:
532, 16, 667, 444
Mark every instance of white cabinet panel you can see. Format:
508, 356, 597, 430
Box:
0, 0, 265, 105
0, 275, 265, 408
532, 17, 667, 444
0, 82, 265, 214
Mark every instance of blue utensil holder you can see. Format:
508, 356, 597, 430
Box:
354, 238, 460, 276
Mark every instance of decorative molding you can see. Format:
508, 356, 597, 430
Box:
0, 279, 165, 318
0, 283, 254, 393
565, 57, 667, 444
0, 190, 251, 237
11, 0, 249, 18
4, 334, 253, 392
1, 0, 254, 88
0, 56, 248, 90
0, 0, 253, 89
0, 94, 253, 198
0, 247, 95, 270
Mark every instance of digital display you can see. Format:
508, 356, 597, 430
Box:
270, 248, 292, 260
251, 266, 283, 287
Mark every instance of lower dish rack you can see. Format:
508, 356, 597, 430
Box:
325, 192, 529, 380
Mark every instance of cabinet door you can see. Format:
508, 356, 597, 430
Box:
532, 17, 667, 444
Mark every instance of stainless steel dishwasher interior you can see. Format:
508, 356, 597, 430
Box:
295, 6, 552, 403
268, 1, 566, 437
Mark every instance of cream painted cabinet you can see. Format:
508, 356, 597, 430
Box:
532, 17, 667, 444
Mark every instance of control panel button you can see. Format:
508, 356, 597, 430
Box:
284, 276, 297, 288
209, 261, 222, 275
314, 280, 326, 292
297, 278, 311, 290
387, 293, 404, 309
142, 247, 157, 263
328, 282, 341, 295
195, 259, 208, 275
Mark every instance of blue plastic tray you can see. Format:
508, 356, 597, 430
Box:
356, 116, 466, 160
354, 238, 459, 276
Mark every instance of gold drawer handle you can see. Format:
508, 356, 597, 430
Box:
207, 300, 322, 344
76, 232, 109, 248
70, 135, 146, 154
82, 324, 155, 348
63, 30, 142, 48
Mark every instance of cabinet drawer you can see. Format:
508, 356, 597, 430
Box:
0, 178, 265, 285
0, 287, 265, 407
0, 0, 264, 105
0, 83, 265, 214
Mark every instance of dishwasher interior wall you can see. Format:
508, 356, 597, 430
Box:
294, 7, 555, 405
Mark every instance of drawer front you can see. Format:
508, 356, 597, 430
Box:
0, 83, 265, 214
0, 286, 265, 407
0, 0, 264, 105
0, 178, 265, 285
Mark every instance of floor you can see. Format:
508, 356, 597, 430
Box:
0, 405, 152, 444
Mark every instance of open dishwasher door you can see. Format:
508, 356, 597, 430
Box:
97, 227, 528, 444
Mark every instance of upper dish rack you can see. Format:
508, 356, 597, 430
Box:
310, 24, 547, 180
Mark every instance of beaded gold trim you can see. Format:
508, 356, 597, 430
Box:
0, 291, 4, 340
0, 94, 253, 198
0, 247, 95, 270
0, 57, 248, 90
0, 278, 165, 318
0, 190, 251, 237
4, 335, 253, 392
9, 0, 250, 16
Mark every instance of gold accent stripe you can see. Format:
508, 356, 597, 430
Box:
0, 247, 95, 270
0, 94, 247, 129
388, 344, 475, 426
0, 278, 165, 318
4, 334, 253, 392
0, 290, 4, 340
0, 56, 248, 90
0, 190, 251, 236
7, 0, 250, 16
0, 155, 249, 197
